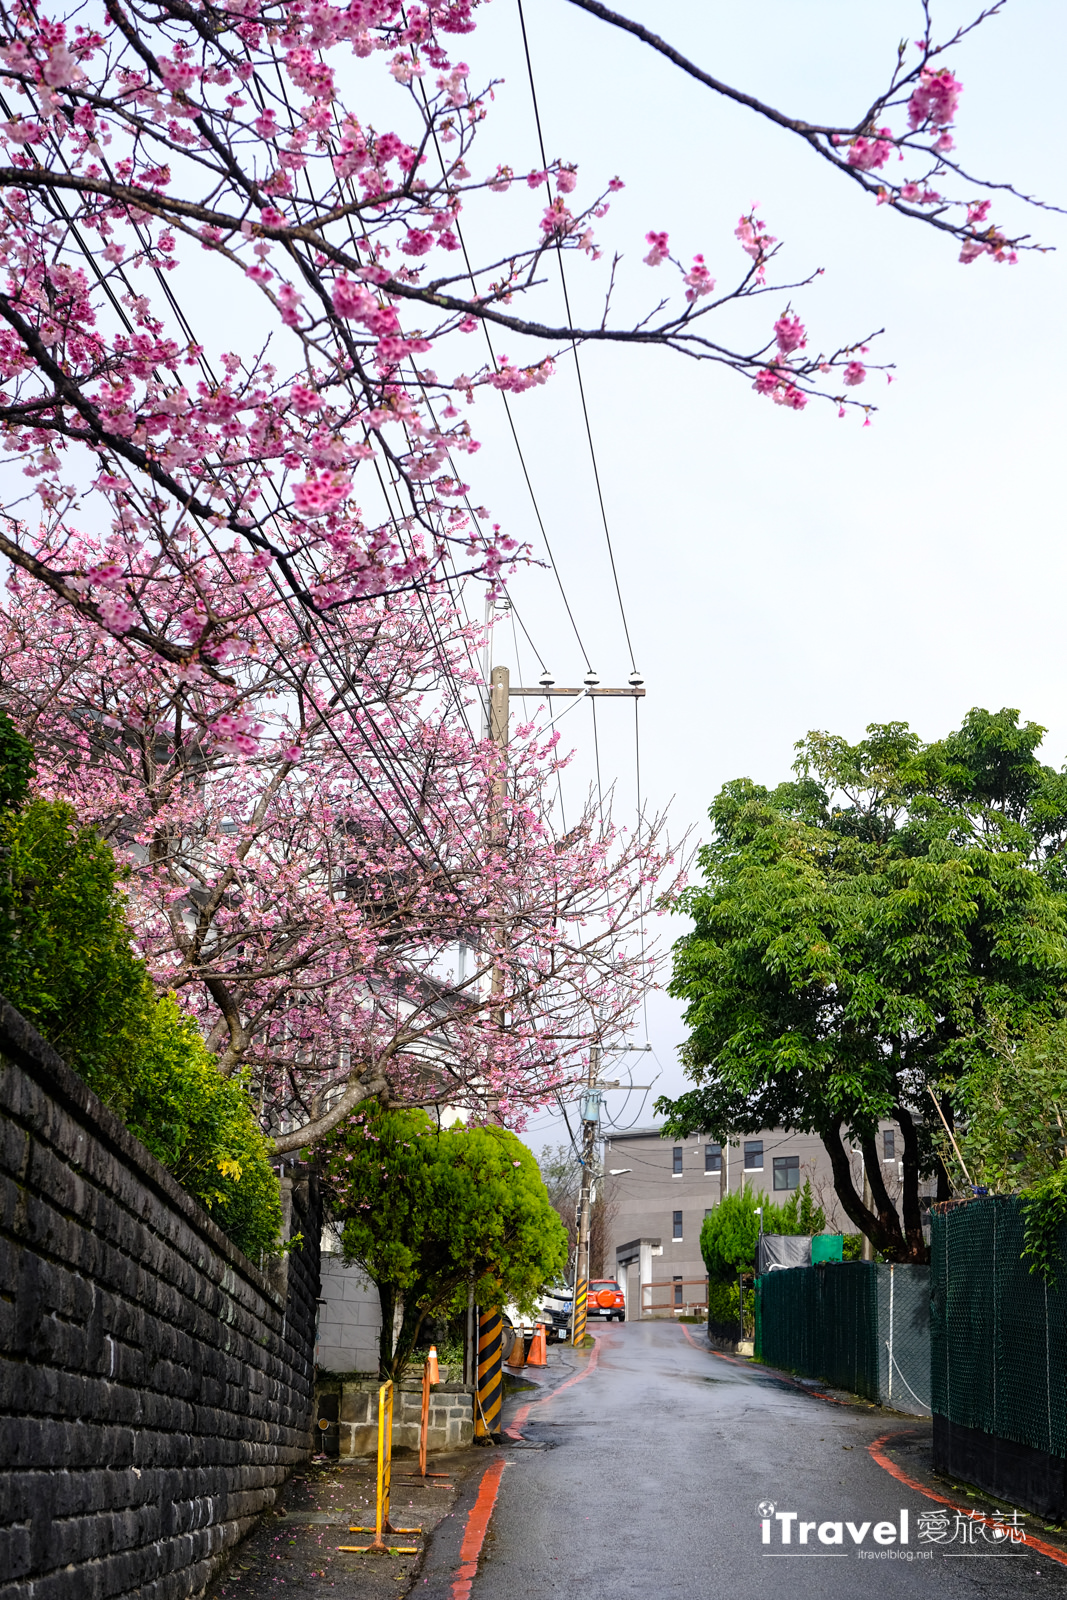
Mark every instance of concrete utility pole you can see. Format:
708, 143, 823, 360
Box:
488, 665, 510, 1028
861, 1164, 875, 1261
572, 1045, 601, 1347
485, 662, 647, 1351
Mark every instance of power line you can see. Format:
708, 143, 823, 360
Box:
515, 0, 639, 678
411, 65, 594, 676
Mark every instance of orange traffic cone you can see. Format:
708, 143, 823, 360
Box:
527, 1323, 547, 1367
506, 1325, 527, 1369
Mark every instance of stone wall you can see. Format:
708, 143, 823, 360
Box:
317, 1373, 473, 1457
0, 997, 320, 1600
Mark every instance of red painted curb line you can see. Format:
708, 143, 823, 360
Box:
450, 1342, 607, 1593
504, 1334, 604, 1441
450, 1458, 508, 1600
680, 1323, 1067, 1570
867, 1430, 1067, 1570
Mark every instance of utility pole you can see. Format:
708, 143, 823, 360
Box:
572, 1045, 601, 1348
484, 660, 646, 1353
570, 1047, 653, 1343
488, 665, 509, 1034
861, 1163, 875, 1262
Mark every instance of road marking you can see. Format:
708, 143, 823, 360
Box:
867, 1431, 1067, 1570
450, 1458, 508, 1600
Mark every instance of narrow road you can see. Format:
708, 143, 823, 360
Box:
442, 1320, 1067, 1599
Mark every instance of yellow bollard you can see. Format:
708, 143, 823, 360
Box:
338, 1380, 421, 1555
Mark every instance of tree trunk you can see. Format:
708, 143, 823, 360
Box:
377, 1282, 396, 1380
894, 1105, 929, 1262
819, 1123, 907, 1258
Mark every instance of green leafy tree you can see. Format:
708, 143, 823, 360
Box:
0, 715, 280, 1258
946, 1019, 1067, 1283
323, 1106, 568, 1379
700, 1186, 822, 1281
660, 710, 1067, 1263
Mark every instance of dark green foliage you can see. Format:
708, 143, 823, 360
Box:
708, 1278, 752, 1337
700, 1186, 819, 1281
780, 1178, 826, 1236
660, 708, 1067, 1264
0, 710, 33, 812
322, 1105, 568, 1379
950, 1019, 1067, 1281
0, 763, 280, 1259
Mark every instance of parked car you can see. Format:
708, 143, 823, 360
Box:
587, 1278, 626, 1320
537, 1282, 573, 1342
501, 1282, 575, 1354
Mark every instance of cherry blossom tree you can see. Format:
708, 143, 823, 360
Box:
0, 547, 679, 1150
0, 0, 1045, 703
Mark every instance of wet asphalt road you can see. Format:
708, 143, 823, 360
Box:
462, 1320, 1067, 1600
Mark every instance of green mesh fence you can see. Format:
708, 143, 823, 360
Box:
756, 1261, 931, 1414
931, 1196, 1067, 1457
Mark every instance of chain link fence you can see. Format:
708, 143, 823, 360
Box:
756, 1261, 931, 1414
931, 1196, 1067, 1458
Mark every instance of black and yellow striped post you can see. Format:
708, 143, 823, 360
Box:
475, 1306, 503, 1438
572, 1278, 588, 1347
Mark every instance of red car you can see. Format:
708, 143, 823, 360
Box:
587, 1279, 626, 1321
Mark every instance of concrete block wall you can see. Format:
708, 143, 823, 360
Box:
334, 1379, 473, 1457
0, 997, 320, 1600
314, 1254, 381, 1375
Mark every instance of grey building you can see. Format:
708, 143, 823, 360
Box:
604, 1122, 914, 1318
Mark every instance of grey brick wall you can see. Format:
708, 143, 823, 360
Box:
0, 998, 320, 1600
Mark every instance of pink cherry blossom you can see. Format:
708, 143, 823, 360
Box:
908, 67, 962, 131
843, 361, 866, 386
774, 313, 806, 356
683, 255, 715, 302
846, 128, 894, 172
643, 230, 670, 266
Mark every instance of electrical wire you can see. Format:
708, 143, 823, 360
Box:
411, 59, 594, 677
515, 0, 639, 678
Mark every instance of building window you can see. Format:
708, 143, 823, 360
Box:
672, 1146, 683, 1175
773, 1155, 800, 1191
883, 1128, 896, 1161
744, 1140, 764, 1171
673, 1277, 683, 1308
705, 1143, 722, 1173
705, 1208, 714, 1218
672, 1210, 683, 1240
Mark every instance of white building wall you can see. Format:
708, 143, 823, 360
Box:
315, 1253, 382, 1374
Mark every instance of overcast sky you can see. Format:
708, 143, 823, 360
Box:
438, 0, 1067, 1154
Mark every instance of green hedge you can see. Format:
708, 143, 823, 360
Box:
0, 718, 280, 1258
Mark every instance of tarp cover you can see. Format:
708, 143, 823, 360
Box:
758, 1234, 812, 1273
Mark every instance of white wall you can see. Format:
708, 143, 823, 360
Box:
315, 1254, 382, 1375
